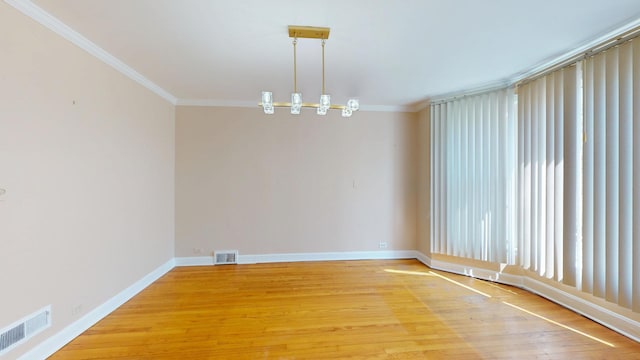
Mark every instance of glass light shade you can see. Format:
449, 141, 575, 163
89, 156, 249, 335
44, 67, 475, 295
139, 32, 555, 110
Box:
317, 106, 327, 115
341, 108, 352, 117
291, 92, 302, 115
347, 98, 359, 111
262, 91, 273, 105
262, 91, 274, 114
320, 94, 331, 108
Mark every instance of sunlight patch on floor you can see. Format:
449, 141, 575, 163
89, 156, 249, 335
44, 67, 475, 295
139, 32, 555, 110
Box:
503, 301, 615, 347
384, 269, 437, 277
428, 271, 492, 298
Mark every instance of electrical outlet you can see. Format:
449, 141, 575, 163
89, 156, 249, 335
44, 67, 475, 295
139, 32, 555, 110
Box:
71, 304, 83, 316
379, 242, 388, 249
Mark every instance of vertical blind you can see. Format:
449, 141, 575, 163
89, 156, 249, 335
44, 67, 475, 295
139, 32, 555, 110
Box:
583, 39, 640, 311
517, 65, 581, 285
431, 37, 640, 311
430, 89, 517, 264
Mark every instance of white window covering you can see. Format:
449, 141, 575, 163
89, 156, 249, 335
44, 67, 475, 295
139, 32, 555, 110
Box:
431, 38, 640, 312
583, 39, 640, 311
517, 65, 582, 284
430, 89, 517, 264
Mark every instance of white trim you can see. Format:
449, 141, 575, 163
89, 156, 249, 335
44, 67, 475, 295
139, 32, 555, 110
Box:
358, 105, 414, 113
428, 80, 512, 105
430, 17, 640, 103
175, 251, 419, 266
238, 250, 418, 264
174, 256, 215, 266
414, 251, 432, 267
523, 277, 640, 343
2, 1, 420, 113
3, 0, 177, 105
176, 99, 258, 108
511, 16, 640, 84
18, 259, 175, 360
428, 257, 524, 287
410, 100, 431, 113
428, 258, 505, 283
176, 99, 415, 113
416, 251, 640, 342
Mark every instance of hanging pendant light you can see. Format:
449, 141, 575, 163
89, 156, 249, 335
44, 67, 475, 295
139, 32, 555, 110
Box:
259, 25, 359, 117
290, 37, 302, 115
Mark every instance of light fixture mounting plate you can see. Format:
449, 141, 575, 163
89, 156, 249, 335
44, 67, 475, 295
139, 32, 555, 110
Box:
288, 25, 330, 39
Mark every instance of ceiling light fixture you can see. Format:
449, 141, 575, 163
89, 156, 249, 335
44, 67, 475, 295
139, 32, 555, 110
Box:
260, 25, 359, 117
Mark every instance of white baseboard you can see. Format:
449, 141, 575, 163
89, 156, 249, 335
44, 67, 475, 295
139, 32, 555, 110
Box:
428, 257, 523, 286
175, 250, 419, 266
522, 276, 640, 343
174, 256, 215, 266
239, 250, 419, 264
414, 251, 432, 267
18, 258, 176, 360
417, 251, 640, 343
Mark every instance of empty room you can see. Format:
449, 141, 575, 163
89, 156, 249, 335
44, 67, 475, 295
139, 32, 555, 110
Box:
2, 0, 640, 358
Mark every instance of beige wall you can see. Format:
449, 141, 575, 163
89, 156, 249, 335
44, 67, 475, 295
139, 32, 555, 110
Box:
416, 107, 431, 256
0, 2, 430, 356
0, 3, 175, 357
176, 106, 419, 256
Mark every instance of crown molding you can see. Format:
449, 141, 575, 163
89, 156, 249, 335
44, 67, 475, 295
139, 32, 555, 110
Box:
410, 100, 431, 112
428, 16, 640, 104
2, 0, 440, 114
359, 104, 414, 113
511, 16, 640, 85
176, 99, 258, 108
428, 79, 512, 105
4, 0, 177, 105
177, 99, 416, 113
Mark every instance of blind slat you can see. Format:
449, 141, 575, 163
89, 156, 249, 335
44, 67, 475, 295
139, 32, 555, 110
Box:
605, 48, 620, 303
618, 41, 633, 308
583, 57, 595, 294
593, 52, 607, 299
633, 40, 640, 312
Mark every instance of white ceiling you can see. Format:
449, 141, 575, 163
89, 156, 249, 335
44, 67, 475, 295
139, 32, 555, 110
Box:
22, 0, 640, 110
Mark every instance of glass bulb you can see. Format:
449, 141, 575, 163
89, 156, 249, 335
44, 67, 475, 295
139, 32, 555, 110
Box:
320, 94, 331, 108
262, 91, 274, 114
342, 108, 352, 117
262, 91, 273, 105
347, 98, 359, 111
317, 106, 327, 115
292, 93, 302, 105
291, 93, 302, 115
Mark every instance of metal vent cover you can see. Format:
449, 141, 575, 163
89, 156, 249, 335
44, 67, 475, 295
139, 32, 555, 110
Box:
0, 306, 51, 356
214, 250, 238, 265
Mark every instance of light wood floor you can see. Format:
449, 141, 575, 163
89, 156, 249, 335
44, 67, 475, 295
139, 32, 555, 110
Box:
50, 260, 640, 359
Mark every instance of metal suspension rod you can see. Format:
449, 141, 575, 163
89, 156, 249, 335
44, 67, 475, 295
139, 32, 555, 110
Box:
321, 39, 326, 95
293, 37, 298, 93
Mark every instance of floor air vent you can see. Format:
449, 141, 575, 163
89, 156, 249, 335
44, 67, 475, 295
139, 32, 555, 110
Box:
214, 250, 239, 265
0, 305, 51, 356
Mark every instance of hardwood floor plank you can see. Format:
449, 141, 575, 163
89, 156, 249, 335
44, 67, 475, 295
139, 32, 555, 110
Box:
50, 260, 640, 359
